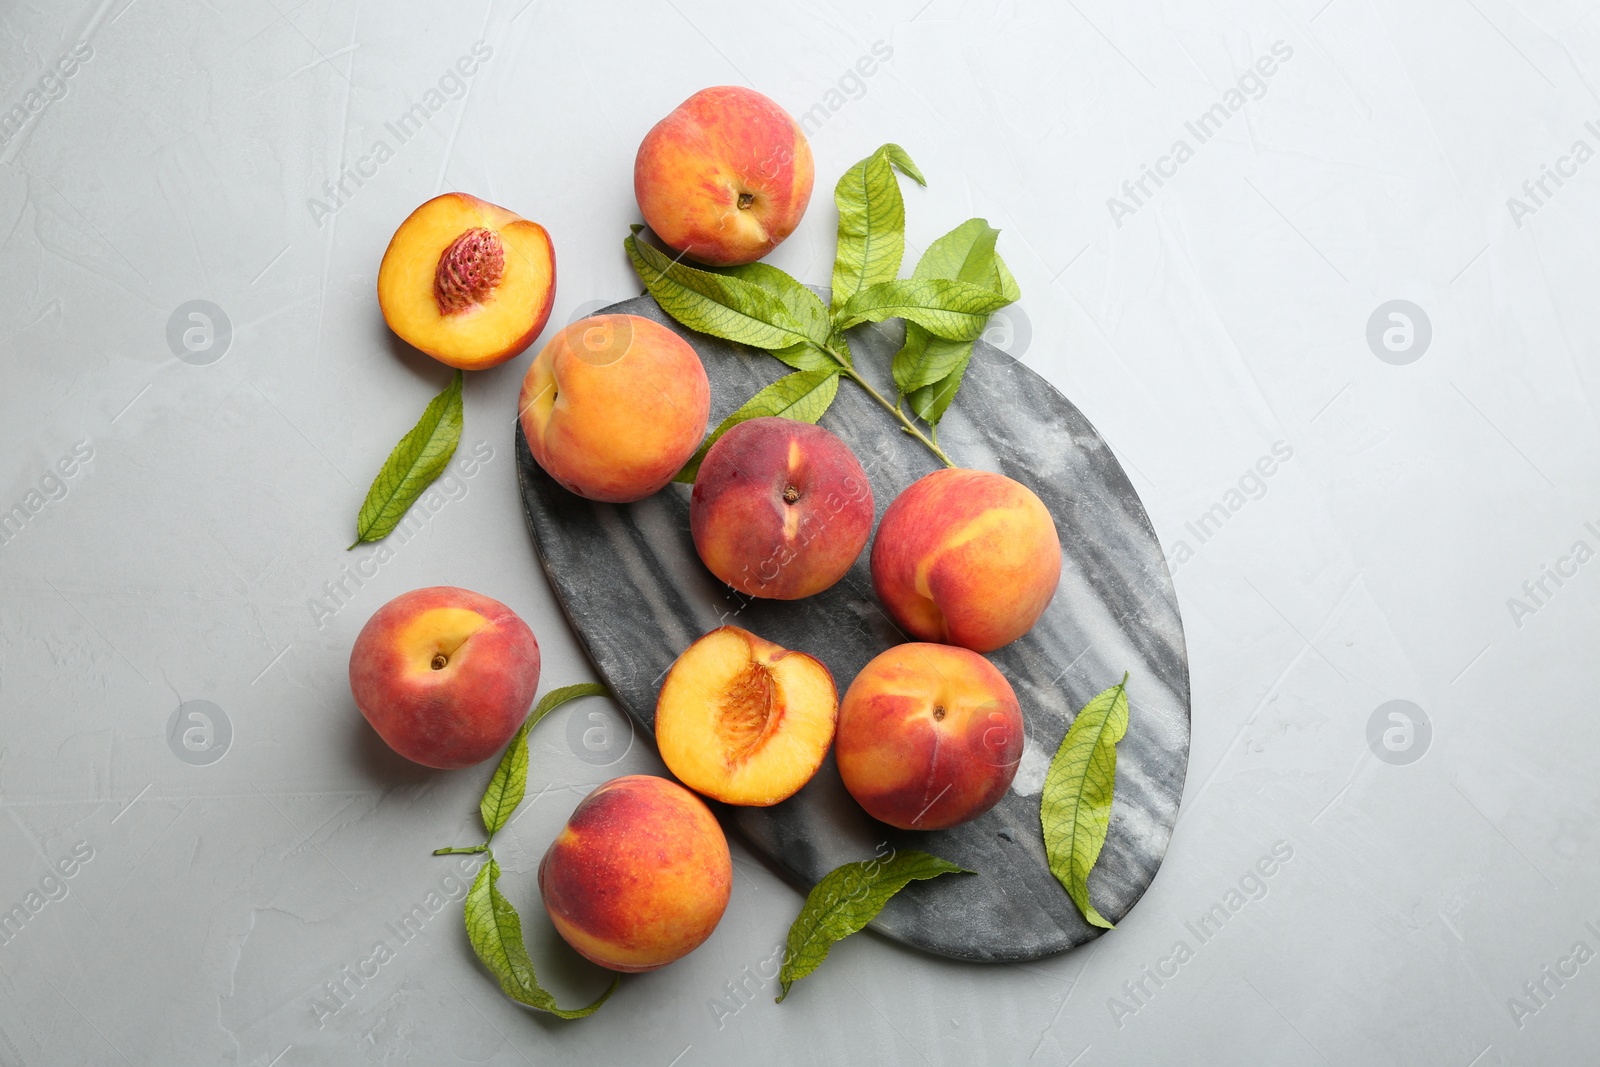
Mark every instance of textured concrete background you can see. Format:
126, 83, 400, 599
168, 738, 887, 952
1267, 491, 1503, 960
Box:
2, 0, 1597, 1064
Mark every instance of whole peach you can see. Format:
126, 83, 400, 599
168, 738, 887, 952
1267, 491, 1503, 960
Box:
871, 468, 1061, 652
835, 643, 1023, 831
634, 86, 814, 266
349, 586, 540, 769
519, 314, 710, 502
539, 775, 732, 972
690, 417, 873, 599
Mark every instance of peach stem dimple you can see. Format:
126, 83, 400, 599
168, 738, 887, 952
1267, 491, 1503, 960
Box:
431, 654, 448, 670
782, 484, 799, 504
932, 704, 946, 722
434, 227, 505, 315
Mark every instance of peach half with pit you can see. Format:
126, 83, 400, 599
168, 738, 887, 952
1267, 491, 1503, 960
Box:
655, 626, 837, 807
377, 192, 556, 370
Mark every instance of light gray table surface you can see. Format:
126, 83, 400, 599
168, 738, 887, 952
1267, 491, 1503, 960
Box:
2, 1, 1596, 1064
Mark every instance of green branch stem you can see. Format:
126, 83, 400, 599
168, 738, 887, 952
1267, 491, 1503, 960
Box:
831, 351, 954, 467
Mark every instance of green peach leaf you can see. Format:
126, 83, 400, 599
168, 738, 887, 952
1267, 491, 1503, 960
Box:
624, 229, 812, 350
827, 331, 853, 369
766, 341, 838, 373
893, 324, 972, 396
833, 278, 1010, 341
715, 263, 838, 370
903, 341, 975, 427
830, 144, 925, 311
882, 144, 926, 186
1040, 673, 1130, 929
891, 218, 1016, 411
464, 855, 619, 1018
992, 248, 1021, 305
351, 369, 464, 548
909, 218, 1010, 291
480, 683, 609, 840
717, 262, 833, 349
777, 849, 970, 1002
674, 367, 841, 484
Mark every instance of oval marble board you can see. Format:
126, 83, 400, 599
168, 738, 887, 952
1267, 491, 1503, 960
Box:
514, 293, 1190, 962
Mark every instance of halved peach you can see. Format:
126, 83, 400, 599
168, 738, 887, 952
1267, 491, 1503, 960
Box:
655, 626, 837, 806
377, 192, 556, 370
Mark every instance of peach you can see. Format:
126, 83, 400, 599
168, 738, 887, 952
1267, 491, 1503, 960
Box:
539, 775, 732, 972
835, 643, 1023, 831
348, 586, 540, 769
377, 192, 556, 370
689, 417, 873, 600
519, 314, 710, 502
634, 86, 814, 266
871, 468, 1062, 652
655, 626, 837, 806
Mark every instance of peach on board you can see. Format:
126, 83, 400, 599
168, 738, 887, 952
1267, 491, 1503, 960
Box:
871, 468, 1062, 652
655, 626, 837, 807
377, 192, 556, 370
518, 314, 710, 503
348, 586, 540, 769
634, 86, 814, 266
690, 417, 873, 600
835, 642, 1023, 831
539, 775, 732, 972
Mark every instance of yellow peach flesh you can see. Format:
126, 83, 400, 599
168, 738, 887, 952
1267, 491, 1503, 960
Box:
377, 192, 555, 369
655, 626, 837, 806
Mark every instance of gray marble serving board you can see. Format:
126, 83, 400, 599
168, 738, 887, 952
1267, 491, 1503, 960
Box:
514, 292, 1190, 962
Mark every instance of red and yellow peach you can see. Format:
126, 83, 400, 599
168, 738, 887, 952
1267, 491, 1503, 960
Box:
871, 468, 1061, 652
689, 417, 873, 600
348, 586, 541, 769
539, 775, 732, 972
519, 314, 710, 502
634, 86, 814, 266
835, 643, 1023, 831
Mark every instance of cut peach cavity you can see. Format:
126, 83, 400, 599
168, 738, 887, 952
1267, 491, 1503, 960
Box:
655, 626, 837, 806
377, 192, 555, 370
